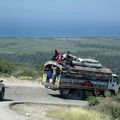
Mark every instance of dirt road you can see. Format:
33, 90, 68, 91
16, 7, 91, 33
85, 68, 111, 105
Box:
0, 79, 87, 120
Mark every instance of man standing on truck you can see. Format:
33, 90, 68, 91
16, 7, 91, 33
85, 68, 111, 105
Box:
46, 68, 53, 83
52, 65, 57, 84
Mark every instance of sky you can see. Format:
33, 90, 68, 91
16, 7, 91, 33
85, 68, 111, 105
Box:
0, 0, 120, 36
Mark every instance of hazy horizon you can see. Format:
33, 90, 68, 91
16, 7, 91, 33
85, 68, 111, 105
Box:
0, 0, 120, 37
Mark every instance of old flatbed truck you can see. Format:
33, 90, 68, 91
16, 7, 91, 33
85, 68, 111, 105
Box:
42, 61, 119, 99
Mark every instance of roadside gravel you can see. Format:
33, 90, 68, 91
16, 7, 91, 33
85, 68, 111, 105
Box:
11, 103, 59, 120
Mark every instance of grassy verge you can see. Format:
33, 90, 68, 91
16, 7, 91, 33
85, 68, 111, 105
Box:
87, 96, 100, 106
47, 94, 120, 120
91, 94, 120, 120
47, 106, 110, 120
0, 60, 43, 81
102, 105, 120, 120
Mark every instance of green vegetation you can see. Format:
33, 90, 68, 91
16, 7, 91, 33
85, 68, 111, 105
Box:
0, 37, 120, 80
47, 106, 109, 120
112, 93, 120, 102
0, 60, 16, 76
0, 60, 42, 80
87, 96, 100, 106
101, 97, 120, 120
107, 93, 120, 119
102, 105, 120, 120
13, 66, 39, 80
0, 37, 120, 54
92, 94, 120, 120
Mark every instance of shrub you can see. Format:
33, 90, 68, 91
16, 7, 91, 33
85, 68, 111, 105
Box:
110, 106, 120, 119
0, 60, 16, 76
13, 67, 38, 80
35, 65, 43, 77
102, 105, 120, 120
87, 96, 99, 106
112, 93, 120, 102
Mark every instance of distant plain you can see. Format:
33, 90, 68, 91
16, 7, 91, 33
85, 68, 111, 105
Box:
0, 37, 120, 76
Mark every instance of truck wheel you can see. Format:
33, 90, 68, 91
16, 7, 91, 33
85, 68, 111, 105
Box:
60, 89, 64, 96
110, 90, 115, 95
59, 89, 67, 98
0, 88, 5, 101
73, 90, 84, 100
94, 89, 100, 97
84, 90, 94, 98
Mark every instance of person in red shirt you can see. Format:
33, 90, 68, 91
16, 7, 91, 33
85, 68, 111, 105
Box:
51, 50, 59, 60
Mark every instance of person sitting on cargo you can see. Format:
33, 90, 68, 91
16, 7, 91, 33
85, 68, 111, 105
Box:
63, 51, 77, 67
56, 54, 64, 63
63, 51, 77, 60
51, 50, 61, 61
51, 50, 64, 63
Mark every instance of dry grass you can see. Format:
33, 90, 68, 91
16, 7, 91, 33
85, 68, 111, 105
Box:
47, 106, 110, 120
11, 102, 112, 120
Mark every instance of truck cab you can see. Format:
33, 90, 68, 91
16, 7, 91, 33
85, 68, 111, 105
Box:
0, 80, 5, 101
108, 74, 119, 94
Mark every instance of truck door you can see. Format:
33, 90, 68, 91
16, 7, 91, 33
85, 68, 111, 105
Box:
108, 74, 119, 94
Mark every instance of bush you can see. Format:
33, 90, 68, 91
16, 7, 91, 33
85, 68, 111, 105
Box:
110, 106, 120, 119
0, 60, 42, 80
0, 60, 16, 76
112, 93, 120, 102
87, 96, 99, 106
13, 67, 38, 80
35, 65, 43, 77
102, 105, 120, 120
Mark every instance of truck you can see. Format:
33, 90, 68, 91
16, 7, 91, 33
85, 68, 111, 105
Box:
0, 80, 5, 101
42, 59, 119, 99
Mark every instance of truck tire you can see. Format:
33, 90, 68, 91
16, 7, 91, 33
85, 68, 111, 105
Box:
73, 90, 84, 100
110, 90, 115, 95
60, 89, 64, 96
59, 89, 68, 98
94, 88, 100, 97
84, 90, 94, 98
0, 88, 5, 101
